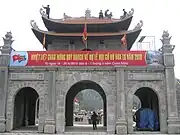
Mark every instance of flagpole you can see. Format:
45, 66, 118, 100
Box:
85, 17, 88, 50
43, 33, 46, 49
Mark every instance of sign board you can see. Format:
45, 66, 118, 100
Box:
9, 50, 161, 67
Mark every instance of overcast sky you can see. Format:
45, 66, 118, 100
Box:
0, 0, 180, 77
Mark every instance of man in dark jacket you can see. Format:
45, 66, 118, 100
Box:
43, 5, 50, 18
91, 111, 98, 130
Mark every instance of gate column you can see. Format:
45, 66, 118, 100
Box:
161, 31, 180, 134
44, 71, 56, 133
0, 32, 13, 132
115, 66, 127, 134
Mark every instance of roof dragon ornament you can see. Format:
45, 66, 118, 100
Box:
133, 20, 143, 30
127, 8, 134, 16
30, 20, 39, 30
120, 8, 134, 19
40, 8, 48, 18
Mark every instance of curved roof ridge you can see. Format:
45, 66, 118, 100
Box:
31, 28, 141, 36
45, 15, 132, 24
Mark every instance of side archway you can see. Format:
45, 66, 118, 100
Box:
6, 81, 45, 132
127, 82, 167, 133
13, 87, 39, 129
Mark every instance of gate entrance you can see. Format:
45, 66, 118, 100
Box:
13, 87, 39, 131
65, 80, 107, 131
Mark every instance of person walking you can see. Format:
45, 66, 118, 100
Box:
91, 111, 98, 130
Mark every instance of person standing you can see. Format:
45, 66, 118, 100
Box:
91, 111, 98, 130
43, 5, 50, 18
99, 10, 104, 19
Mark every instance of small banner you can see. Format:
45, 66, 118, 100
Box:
10, 50, 149, 66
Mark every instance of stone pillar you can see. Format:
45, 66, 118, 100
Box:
160, 31, 180, 133
25, 96, 29, 127
0, 32, 13, 132
0, 69, 8, 132
115, 66, 127, 134
44, 71, 56, 133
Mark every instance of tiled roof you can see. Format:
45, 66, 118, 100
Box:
57, 17, 121, 24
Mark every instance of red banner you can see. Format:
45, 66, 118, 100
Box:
10, 51, 147, 66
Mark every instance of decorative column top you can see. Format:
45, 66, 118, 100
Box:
3, 32, 14, 46
160, 30, 172, 45
85, 8, 91, 18
160, 30, 175, 53
1, 32, 14, 55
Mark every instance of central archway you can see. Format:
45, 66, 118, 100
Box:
65, 80, 107, 127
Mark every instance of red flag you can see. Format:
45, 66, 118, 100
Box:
74, 97, 79, 103
121, 34, 127, 46
82, 18, 87, 46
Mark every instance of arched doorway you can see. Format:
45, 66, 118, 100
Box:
133, 87, 160, 131
13, 87, 39, 130
65, 80, 107, 128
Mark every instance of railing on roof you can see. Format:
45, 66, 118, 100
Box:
135, 36, 156, 51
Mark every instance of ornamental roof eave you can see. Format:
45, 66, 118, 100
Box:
40, 8, 135, 24
30, 20, 143, 50
42, 14, 133, 24
41, 16, 133, 33
40, 8, 135, 33
30, 19, 143, 36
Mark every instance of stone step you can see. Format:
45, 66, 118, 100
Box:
1, 133, 176, 135
64, 132, 107, 135
0, 133, 109, 135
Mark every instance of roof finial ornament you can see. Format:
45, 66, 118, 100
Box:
133, 20, 143, 30
85, 8, 91, 18
159, 31, 175, 53
2, 31, 14, 48
127, 8, 134, 16
30, 20, 39, 30
120, 9, 127, 19
160, 30, 172, 45
40, 8, 48, 18
120, 8, 134, 19
4, 32, 13, 41
63, 13, 71, 20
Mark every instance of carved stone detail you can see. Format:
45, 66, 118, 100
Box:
3, 32, 13, 42
133, 20, 143, 30
30, 20, 39, 30
85, 8, 91, 18
40, 8, 48, 17
1, 32, 14, 55
10, 73, 45, 80
120, 8, 134, 19
127, 73, 163, 80
160, 30, 172, 45
127, 8, 134, 16
63, 13, 72, 20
